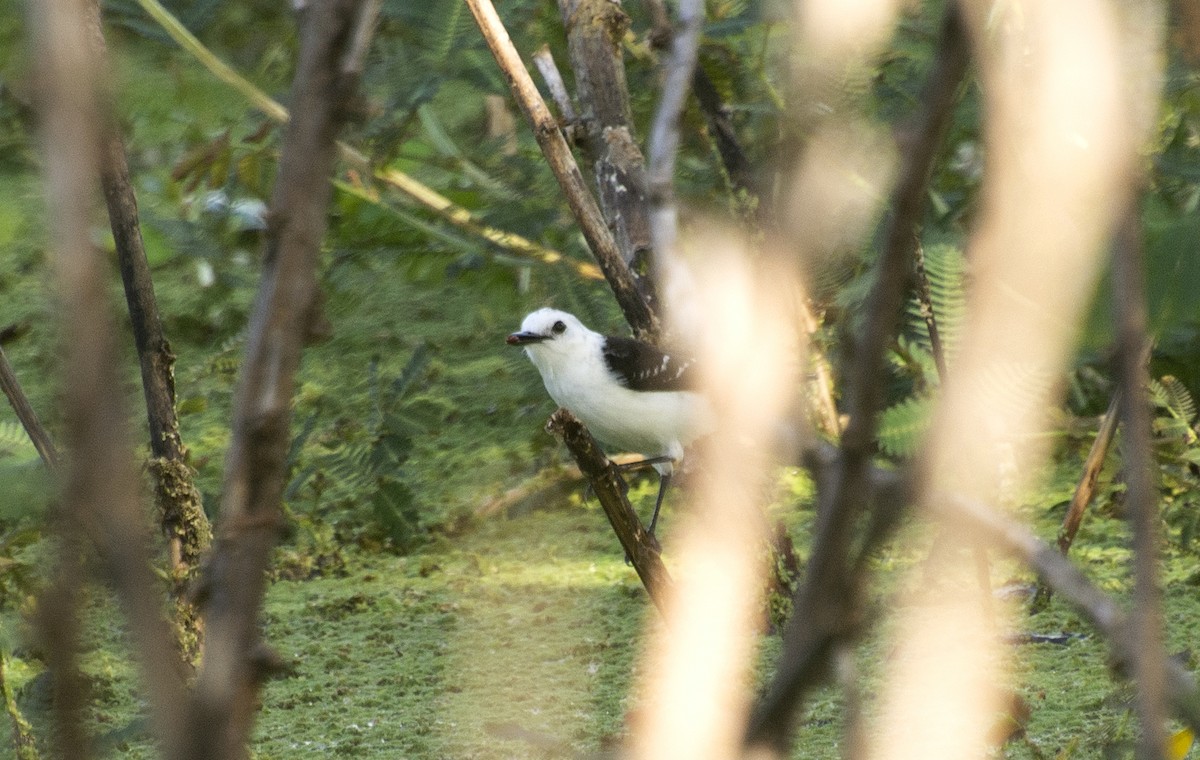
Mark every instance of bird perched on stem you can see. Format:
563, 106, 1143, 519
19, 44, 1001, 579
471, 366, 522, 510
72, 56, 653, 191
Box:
507, 308, 713, 536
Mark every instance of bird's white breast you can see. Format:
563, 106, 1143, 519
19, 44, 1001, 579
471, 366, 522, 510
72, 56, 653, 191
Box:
525, 336, 712, 459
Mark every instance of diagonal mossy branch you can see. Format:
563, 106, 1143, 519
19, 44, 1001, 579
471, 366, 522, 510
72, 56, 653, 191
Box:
101, 113, 212, 574
546, 409, 673, 612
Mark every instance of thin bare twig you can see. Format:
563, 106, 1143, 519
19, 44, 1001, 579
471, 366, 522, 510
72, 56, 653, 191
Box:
532, 46, 578, 123
797, 440, 1200, 734
645, 0, 703, 261
360, 168, 601, 278
0, 346, 58, 470
746, 5, 970, 748
935, 492, 1200, 733
546, 409, 673, 611
692, 66, 758, 206
1113, 205, 1168, 759
466, 0, 659, 339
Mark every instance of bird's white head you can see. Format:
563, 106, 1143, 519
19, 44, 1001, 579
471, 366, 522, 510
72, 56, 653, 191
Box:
506, 308, 598, 368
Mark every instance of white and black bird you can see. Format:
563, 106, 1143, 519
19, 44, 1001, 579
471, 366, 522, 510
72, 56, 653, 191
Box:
507, 307, 713, 536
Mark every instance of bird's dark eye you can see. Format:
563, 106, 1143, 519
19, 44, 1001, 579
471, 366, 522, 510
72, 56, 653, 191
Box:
552, 320, 566, 334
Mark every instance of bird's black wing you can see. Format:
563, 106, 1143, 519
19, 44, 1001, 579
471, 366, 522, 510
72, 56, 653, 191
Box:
602, 336, 700, 392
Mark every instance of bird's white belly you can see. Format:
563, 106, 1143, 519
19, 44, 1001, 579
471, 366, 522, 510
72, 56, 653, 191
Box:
544, 371, 710, 458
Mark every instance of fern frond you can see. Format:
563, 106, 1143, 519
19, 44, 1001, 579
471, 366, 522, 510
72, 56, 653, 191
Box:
1151, 376, 1199, 444
890, 334, 939, 387
427, 0, 469, 71
311, 447, 376, 501
878, 395, 934, 458
907, 243, 967, 357
1158, 375, 1197, 422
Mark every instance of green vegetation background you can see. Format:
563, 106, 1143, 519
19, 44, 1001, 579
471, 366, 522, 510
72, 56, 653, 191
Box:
1, 0, 1200, 757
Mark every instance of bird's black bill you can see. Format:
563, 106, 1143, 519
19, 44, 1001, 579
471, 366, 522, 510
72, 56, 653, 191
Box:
506, 331, 548, 345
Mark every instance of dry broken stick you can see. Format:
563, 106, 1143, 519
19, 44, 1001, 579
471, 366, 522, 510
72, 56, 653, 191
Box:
546, 408, 673, 612
1056, 391, 1122, 557
466, 0, 660, 340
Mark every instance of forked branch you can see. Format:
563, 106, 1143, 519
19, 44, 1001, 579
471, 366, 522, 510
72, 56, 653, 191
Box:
466, 0, 660, 340
546, 409, 673, 612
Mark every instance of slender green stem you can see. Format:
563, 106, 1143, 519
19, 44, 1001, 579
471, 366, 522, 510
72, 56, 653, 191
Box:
134, 0, 589, 277
134, 0, 287, 122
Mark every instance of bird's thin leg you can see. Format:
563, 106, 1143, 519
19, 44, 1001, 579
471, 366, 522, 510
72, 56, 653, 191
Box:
647, 471, 672, 537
